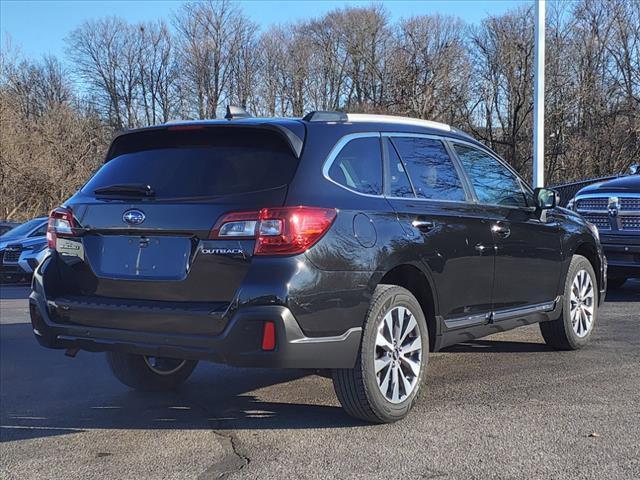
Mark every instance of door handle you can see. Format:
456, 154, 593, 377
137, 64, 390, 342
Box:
412, 220, 434, 231
491, 223, 511, 239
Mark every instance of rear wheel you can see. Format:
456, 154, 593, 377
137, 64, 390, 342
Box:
332, 285, 429, 423
106, 352, 197, 391
607, 277, 627, 290
540, 255, 598, 350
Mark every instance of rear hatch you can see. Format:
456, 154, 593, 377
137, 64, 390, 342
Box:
48, 124, 303, 334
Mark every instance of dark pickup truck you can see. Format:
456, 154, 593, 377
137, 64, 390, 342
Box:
570, 174, 640, 288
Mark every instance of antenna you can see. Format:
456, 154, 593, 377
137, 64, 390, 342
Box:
225, 105, 251, 120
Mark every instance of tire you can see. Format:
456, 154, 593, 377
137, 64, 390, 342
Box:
607, 277, 627, 290
332, 285, 429, 423
106, 352, 198, 391
540, 255, 598, 350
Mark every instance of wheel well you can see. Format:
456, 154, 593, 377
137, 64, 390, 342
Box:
574, 243, 601, 290
379, 264, 437, 351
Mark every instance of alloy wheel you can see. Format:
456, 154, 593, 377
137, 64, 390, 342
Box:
570, 269, 595, 338
374, 306, 422, 403
143, 356, 187, 376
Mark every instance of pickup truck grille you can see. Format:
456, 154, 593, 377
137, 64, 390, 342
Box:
575, 195, 640, 232
621, 217, 640, 230
581, 213, 610, 230
576, 198, 608, 211
3, 246, 22, 263
621, 198, 640, 211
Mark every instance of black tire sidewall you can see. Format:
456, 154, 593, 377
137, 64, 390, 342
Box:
360, 287, 429, 422
106, 352, 197, 391
561, 256, 598, 349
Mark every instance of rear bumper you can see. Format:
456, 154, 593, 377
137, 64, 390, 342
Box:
29, 263, 361, 369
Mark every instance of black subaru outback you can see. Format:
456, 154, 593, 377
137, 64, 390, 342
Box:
30, 111, 606, 423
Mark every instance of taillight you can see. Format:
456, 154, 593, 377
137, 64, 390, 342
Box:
209, 211, 259, 239
255, 207, 336, 255
47, 207, 76, 249
209, 206, 337, 256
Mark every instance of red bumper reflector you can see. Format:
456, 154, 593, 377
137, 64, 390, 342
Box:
262, 321, 276, 351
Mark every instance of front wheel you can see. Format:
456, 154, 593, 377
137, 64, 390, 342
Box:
540, 255, 598, 350
106, 352, 198, 391
332, 285, 429, 423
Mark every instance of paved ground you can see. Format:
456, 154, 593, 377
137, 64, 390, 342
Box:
1, 281, 639, 480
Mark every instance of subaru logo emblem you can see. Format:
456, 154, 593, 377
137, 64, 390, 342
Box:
123, 209, 145, 225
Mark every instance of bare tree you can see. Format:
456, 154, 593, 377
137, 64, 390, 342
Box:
67, 17, 142, 128
173, 0, 247, 118
2, 0, 639, 220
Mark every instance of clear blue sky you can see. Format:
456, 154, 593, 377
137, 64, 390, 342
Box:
1, 0, 529, 60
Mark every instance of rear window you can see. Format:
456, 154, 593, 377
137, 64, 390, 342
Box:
83, 127, 299, 199
327, 136, 382, 195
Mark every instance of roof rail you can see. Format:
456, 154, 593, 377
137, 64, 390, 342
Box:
346, 114, 451, 132
302, 111, 452, 132
225, 105, 251, 120
303, 111, 348, 122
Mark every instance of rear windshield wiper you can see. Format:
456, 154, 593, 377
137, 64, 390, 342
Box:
94, 183, 155, 197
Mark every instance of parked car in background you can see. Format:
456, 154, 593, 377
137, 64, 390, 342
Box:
569, 173, 640, 289
0, 217, 48, 282
0, 221, 20, 236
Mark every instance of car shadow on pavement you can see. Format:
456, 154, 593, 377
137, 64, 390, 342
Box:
1, 322, 367, 443
441, 339, 553, 353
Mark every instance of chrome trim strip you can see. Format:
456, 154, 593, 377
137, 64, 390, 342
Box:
290, 327, 362, 344
443, 313, 489, 330
443, 297, 560, 330
575, 192, 640, 199
491, 297, 559, 322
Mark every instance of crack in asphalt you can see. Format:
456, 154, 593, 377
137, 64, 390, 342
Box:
197, 429, 249, 479
187, 397, 250, 479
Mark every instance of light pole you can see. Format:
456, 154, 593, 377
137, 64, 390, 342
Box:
533, 0, 545, 188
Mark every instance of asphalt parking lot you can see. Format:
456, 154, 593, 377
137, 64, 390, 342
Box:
1, 282, 639, 480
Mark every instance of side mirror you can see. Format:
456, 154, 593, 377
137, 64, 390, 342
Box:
630, 163, 639, 175
533, 187, 559, 210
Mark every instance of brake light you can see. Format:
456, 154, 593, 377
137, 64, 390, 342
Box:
47, 207, 76, 249
209, 206, 337, 256
255, 207, 337, 255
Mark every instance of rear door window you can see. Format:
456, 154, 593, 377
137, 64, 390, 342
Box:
328, 136, 382, 195
391, 137, 466, 201
83, 127, 299, 199
384, 138, 414, 198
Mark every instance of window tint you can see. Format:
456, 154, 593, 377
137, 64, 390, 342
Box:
83, 128, 298, 199
453, 144, 528, 207
328, 137, 382, 195
384, 138, 414, 198
391, 137, 466, 201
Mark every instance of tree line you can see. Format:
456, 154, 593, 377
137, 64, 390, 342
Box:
1, 0, 638, 220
